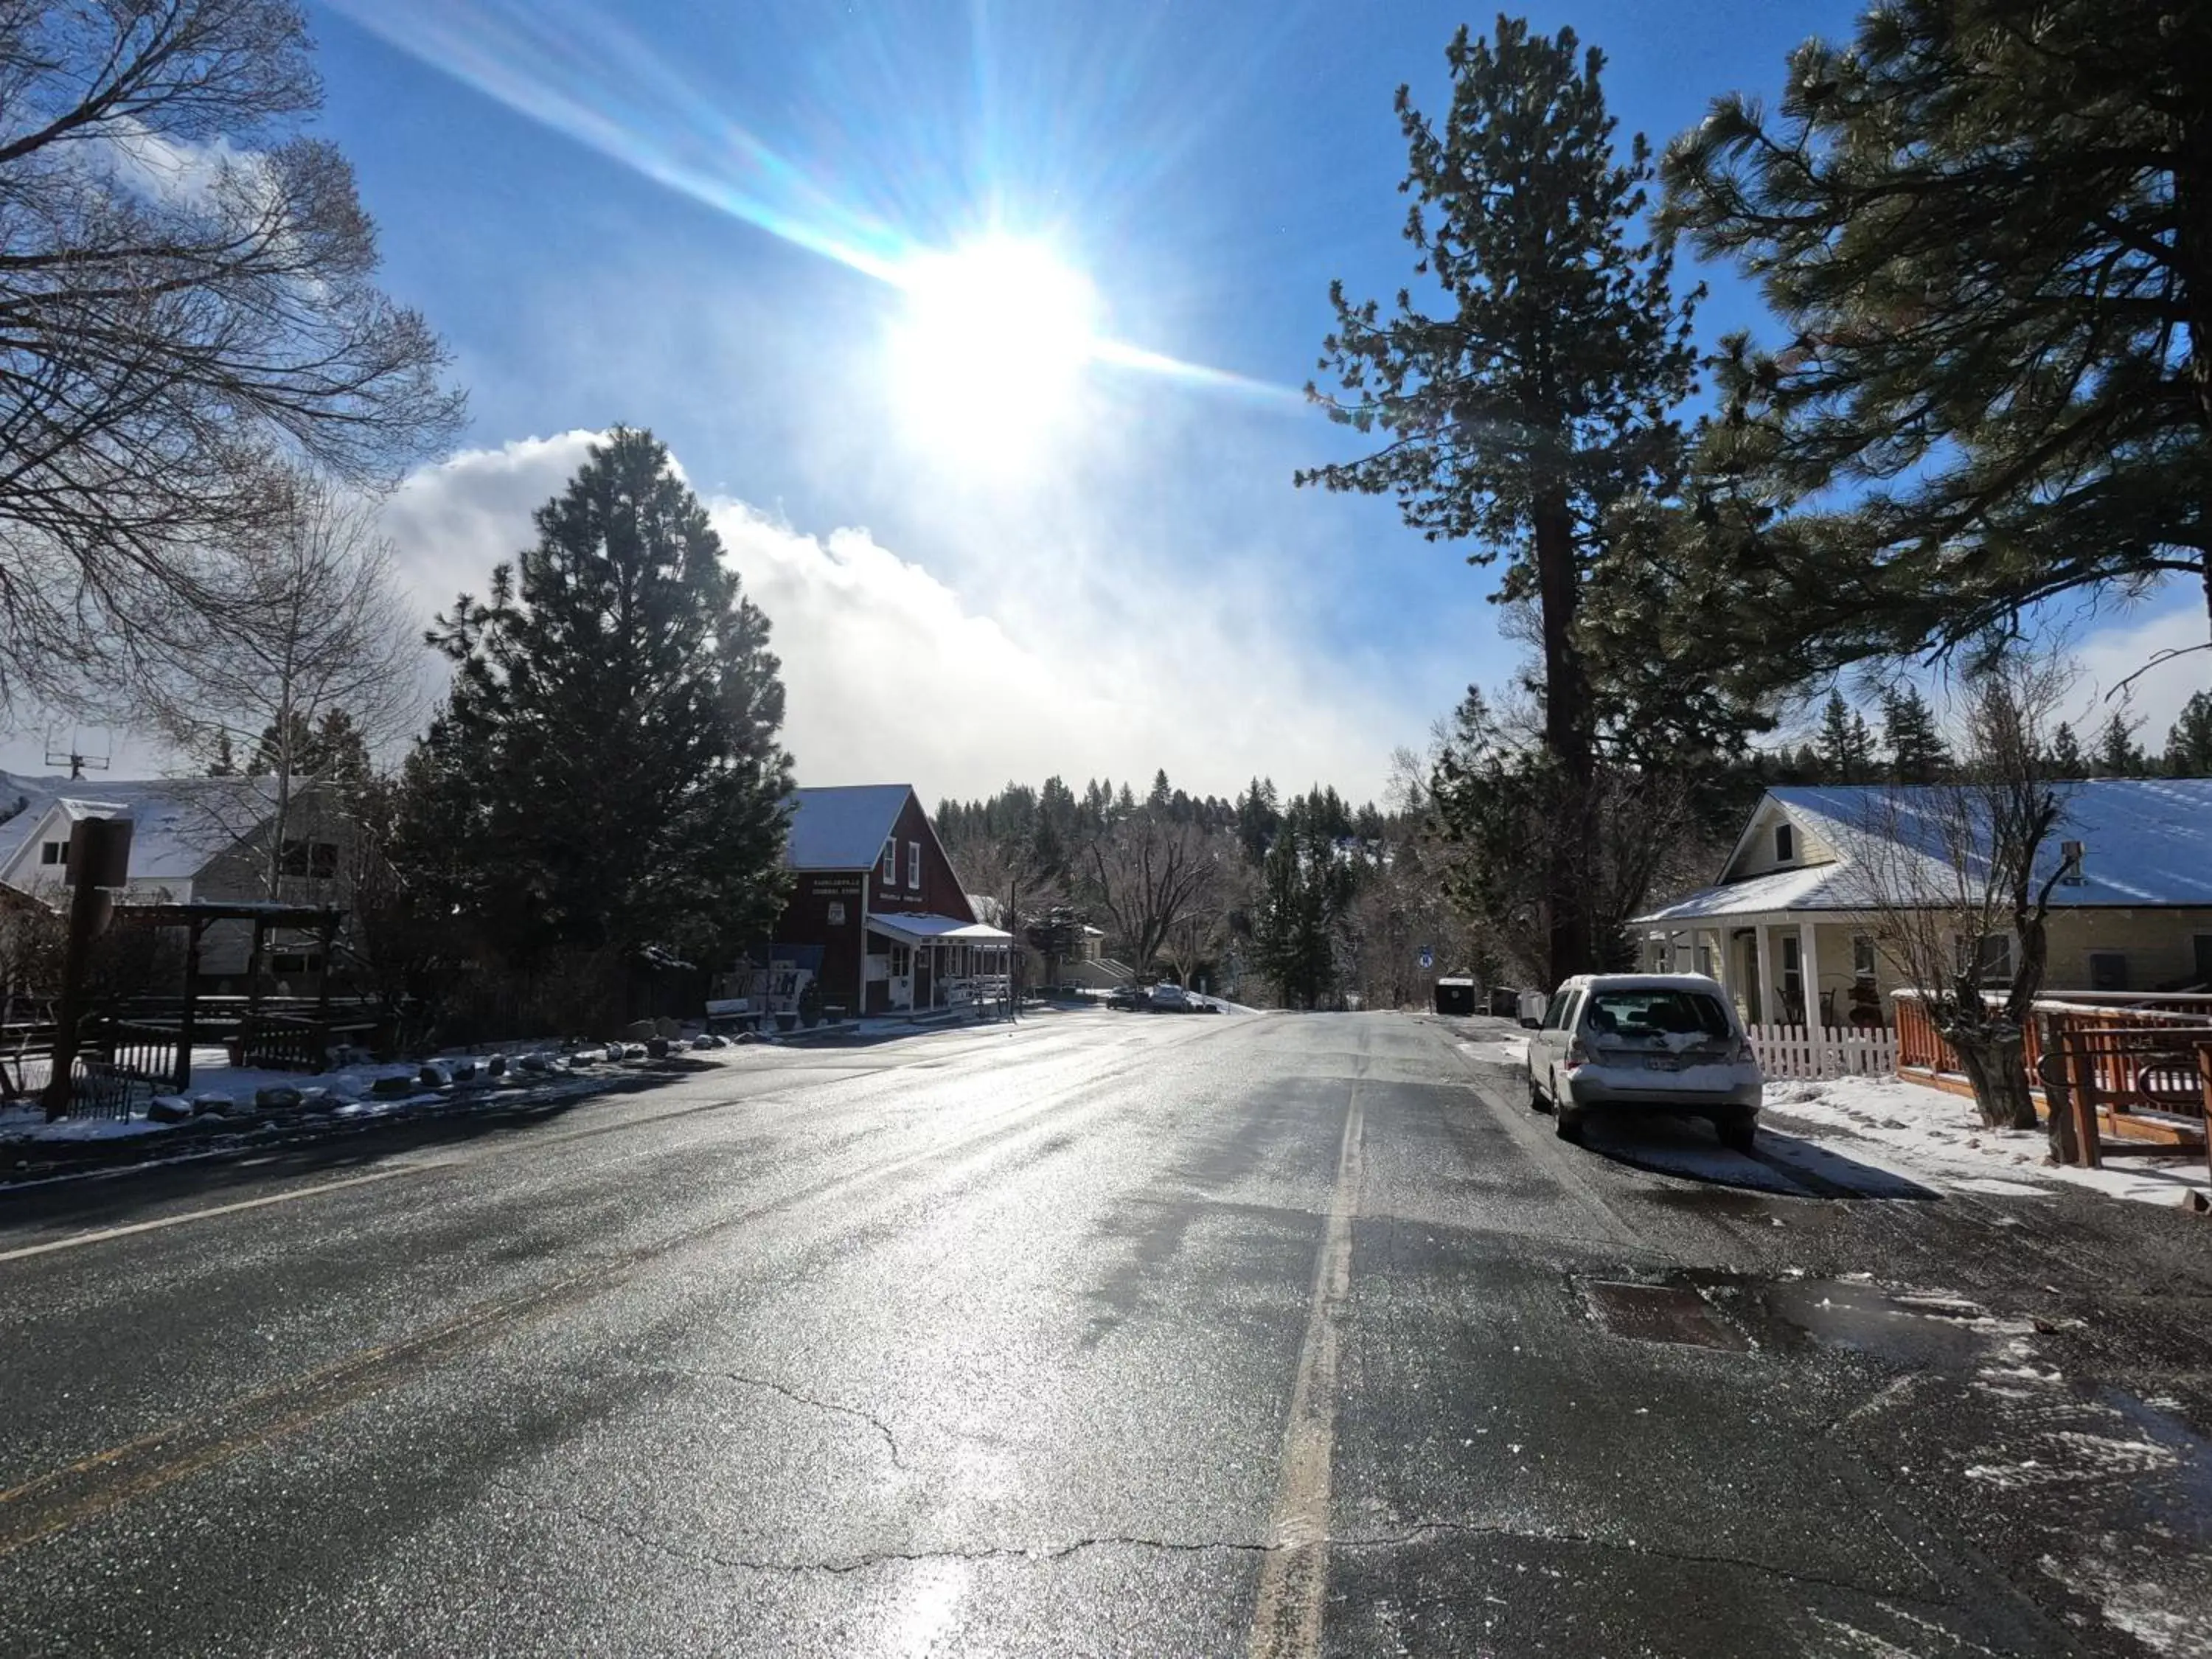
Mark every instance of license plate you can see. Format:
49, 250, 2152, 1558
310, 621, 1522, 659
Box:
1644, 1056, 1682, 1071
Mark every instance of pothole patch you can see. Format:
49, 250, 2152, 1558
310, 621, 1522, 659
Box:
1582, 1280, 1750, 1351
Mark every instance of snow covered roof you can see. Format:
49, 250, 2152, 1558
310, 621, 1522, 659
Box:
783, 785, 914, 871
1, 776, 290, 883
866, 911, 1011, 945
1635, 779, 2212, 923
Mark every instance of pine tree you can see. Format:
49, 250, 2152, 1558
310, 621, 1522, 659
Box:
422, 428, 791, 967
1299, 18, 1698, 985
206, 730, 237, 778
1815, 692, 1874, 783
2095, 710, 2147, 779
1255, 827, 1338, 1009
2163, 691, 2212, 777
1879, 685, 1950, 783
2049, 722, 2089, 779
1664, 1, 2212, 660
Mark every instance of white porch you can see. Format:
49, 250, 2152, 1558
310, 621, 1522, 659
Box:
866, 912, 1014, 1013
1635, 911, 1886, 1030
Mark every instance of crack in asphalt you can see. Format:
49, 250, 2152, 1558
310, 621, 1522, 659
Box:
515, 1492, 1934, 1603
717, 1372, 907, 1470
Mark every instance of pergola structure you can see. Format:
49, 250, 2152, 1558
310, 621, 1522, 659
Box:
105, 899, 344, 1091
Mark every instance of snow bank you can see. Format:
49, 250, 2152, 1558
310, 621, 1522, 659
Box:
1762, 1074, 2211, 1210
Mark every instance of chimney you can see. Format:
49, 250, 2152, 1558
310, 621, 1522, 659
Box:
2059, 839, 2086, 884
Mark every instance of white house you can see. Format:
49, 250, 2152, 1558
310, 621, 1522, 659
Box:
1632, 780, 2212, 1026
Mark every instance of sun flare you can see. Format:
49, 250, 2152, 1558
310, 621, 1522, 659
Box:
886, 236, 1100, 473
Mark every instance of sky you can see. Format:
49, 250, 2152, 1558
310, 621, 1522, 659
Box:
10, 1, 2208, 799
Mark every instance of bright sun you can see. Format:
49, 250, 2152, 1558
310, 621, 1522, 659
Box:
886, 236, 1099, 473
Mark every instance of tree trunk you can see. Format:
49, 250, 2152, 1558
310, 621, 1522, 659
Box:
2179, 111, 2212, 639
1532, 487, 1594, 987
1948, 1022, 2039, 1132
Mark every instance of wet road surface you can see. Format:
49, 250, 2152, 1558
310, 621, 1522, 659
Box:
2, 1010, 2209, 1656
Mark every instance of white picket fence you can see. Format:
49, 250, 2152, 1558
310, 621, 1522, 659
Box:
1747, 1023, 1897, 1081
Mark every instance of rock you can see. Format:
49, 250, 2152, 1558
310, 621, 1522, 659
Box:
2183, 1189, 2211, 1215
654, 1016, 682, 1039
147, 1096, 194, 1124
484, 1054, 507, 1078
299, 1088, 339, 1115
418, 1062, 451, 1088
189, 1094, 231, 1118
517, 1051, 553, 1074
645, 1037, 670, 1059
691, 1033, 725, 1051
622, 1019, 658, 1042
255, 1085, 305, 1113
448, 1059, 478, 1083
371, 1074, 416, 1099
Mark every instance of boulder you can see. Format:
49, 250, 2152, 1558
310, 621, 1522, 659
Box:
645, 1037, 670, 1060
299, 1088, 339, 1115
448, 1059, 478, 1084
622, 1019, 658, 1043
254, 1085, 305, 1113
189, 1094, 230, 1118
372, 1074, 417, 1099
484, 1054, 507, 1078
147, 1096, 195, 1124
517, 1051, 554, 1074
653, 1016, 683, 1039
417, 1062, 451, 1089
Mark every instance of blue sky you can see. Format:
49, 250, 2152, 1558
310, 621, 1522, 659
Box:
29, 1, 2194, 798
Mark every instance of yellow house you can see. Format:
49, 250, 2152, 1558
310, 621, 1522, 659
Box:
1630, 782, 2212, 1027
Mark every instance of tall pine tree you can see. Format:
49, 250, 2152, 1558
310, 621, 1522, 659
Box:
422, 428, 791, 970
2166, 690, 2212, 776
2048, 721, 2089, 779
1663, 1, 2212, 663
1300, 17, 1700, 984
1815, 692, 1875, 782
1879, 684, 1951, 783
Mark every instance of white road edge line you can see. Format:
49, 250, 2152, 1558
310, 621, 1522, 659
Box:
0, 1166, 441, 1264
1248, 1088, 1365, 1659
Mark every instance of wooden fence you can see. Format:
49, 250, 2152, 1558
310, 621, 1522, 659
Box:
1747, 1023, 1897, 1080
1893, 990, 2211, 1160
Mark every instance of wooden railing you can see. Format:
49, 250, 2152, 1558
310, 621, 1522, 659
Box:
1893, 989, 2211, 1161
105, 1018, 186, 1093
238, 1012, 329, 1073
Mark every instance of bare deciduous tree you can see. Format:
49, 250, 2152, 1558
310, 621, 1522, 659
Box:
1860, 659, 2073, 1135
1081, 810, 1222, 977
128, 470, 420, 893
0, 0, 462, 711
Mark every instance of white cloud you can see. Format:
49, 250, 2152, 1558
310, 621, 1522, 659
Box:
374, 432, 1424, 803
2065, 599, 2211, 746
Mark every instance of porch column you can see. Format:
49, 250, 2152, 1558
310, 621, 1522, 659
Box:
1708, 928, 1731, 995
1752, 922, 1773, 1027
1798, 920, 1822, 1031
175, 915, 207, 1093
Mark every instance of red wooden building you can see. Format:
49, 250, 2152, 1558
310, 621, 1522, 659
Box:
767, 785, 1011, 1018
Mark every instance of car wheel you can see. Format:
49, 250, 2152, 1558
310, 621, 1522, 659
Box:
1526, 1075, 1551, 1114
1554, 1096, 1586, 1143
1717, 1111, 1757, 1155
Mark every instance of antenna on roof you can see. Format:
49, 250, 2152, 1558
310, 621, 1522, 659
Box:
43, 730, 111, 782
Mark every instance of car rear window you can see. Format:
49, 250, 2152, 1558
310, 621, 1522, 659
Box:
1581, 989, 1733, 1042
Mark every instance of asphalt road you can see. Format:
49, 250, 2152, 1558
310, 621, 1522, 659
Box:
2, 1010, 2209, 1658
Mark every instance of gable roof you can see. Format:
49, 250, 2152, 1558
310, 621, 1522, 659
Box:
1638, 778, 2212, 923
2, 776, 288, 884
784, 785, 916, 871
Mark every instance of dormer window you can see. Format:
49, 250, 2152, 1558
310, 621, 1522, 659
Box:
1774, 822, 1795, 863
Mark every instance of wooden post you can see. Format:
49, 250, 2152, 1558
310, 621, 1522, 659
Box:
314, 911, 338, 1072
174, 914, 206, 1093
2198, 1043, 2212, 1184
40, 815, 133, 1121
1752, 923, 1773, 1026
2062, 1024, 2103, 1169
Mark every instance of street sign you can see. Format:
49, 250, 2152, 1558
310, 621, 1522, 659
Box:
1419, 947, 1434, 969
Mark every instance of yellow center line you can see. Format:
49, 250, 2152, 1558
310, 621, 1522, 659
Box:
1248, 1088, 1365, 1659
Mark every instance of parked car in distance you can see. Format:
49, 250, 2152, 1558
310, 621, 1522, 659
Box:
1524, 973, 1763, 1152
1147, 982, 1192, 1012
1105, 985, 1144, 1011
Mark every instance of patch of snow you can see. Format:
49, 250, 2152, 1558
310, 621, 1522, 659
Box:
1761, 1074, 2210, 1211
1458, 1037, 1529, 1066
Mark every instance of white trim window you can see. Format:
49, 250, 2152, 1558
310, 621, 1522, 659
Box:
1851, 933, 1877, 981
881, 838, 897, 884
907, 840, 921, 890
1774, 821, 1795, 864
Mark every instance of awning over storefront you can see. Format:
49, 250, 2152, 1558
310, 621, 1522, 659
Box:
866, 912, 1012, 947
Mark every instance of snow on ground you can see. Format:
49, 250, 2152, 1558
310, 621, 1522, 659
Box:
1458, 1034, 1529, 1067
1763, 1074, 2211, 1210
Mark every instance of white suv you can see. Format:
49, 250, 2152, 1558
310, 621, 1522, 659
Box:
1524, 973, 1763, 1151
